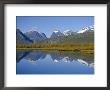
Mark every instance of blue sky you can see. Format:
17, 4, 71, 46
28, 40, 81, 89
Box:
16, 16, 94, 37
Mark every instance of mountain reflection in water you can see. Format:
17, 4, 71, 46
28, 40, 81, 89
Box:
16, 50, 94, 74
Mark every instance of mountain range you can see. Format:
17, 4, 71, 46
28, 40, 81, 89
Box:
51, 25, 94, 37
16, 25, 94, 44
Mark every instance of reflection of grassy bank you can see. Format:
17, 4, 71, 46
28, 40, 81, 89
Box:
16, 43, 94, 54
17, 48, 94, 54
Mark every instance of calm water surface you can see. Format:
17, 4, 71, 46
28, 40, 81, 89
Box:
16, 50, 94, 74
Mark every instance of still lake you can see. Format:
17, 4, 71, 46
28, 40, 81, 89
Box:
16, 50, 94, 74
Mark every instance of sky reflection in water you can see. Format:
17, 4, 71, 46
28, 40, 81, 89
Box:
16, 50, 94, 74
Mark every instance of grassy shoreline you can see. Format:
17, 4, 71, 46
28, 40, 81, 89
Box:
16, 48, 94, 54
16, 43, 94, 54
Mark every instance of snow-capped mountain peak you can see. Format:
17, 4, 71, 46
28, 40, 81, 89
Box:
63, 30, 73, 36
51, 30, 64, 38
77, 25, 94, 33
77, 27, 88, 33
